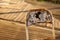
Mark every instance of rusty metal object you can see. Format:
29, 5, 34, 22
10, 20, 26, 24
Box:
26, 9, 55, 40
26, 9, 53, 26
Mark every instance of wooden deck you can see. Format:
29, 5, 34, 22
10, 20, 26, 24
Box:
0, 0, 60, 40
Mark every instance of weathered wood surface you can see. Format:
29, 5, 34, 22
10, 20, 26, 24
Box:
0, 0, 60, 40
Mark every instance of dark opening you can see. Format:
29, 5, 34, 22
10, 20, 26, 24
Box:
35, 11, 41, 19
